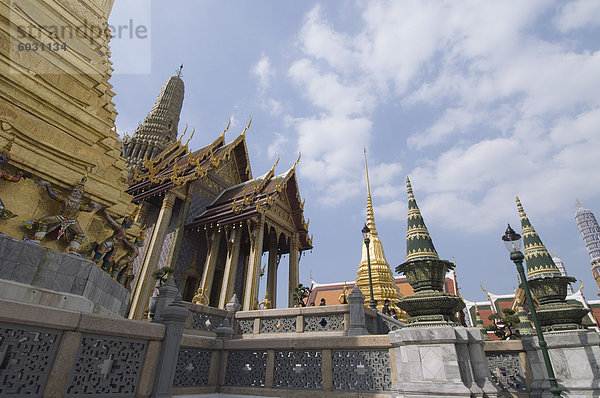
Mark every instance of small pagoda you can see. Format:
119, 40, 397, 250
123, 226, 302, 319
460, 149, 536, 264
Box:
395, 177, 464, 326
516, 197, 588, 332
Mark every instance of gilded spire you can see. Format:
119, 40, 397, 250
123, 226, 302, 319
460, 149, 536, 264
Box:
405, 177, 439, 262
356, 150, 403, 315
364, 149, 377, 236
515, 196, 561, 279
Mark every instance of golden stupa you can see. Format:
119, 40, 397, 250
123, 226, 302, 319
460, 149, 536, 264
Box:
356, 150, 404, 317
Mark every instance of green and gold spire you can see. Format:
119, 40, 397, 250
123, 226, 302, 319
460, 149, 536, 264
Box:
516, 196, 562, 280
406, 177, 439, 262
356, 150, 403, 315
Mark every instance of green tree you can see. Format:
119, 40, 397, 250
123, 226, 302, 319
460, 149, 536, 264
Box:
293, 283, 312, 307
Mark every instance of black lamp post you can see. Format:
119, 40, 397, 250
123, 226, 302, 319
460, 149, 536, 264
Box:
362, 224, 377, 309
502, 224, 561, 397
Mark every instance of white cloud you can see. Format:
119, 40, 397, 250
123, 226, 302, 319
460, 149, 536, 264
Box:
555, 0, 600, 32
252, 54, 274, 93
275, 1, 600, 231
267, 133, 287, 159
373, 200, 405, 222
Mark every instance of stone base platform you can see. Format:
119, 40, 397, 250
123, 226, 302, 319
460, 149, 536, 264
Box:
523, 331, 600, 397
0, 233, 130, 316
389, 326, 500, 397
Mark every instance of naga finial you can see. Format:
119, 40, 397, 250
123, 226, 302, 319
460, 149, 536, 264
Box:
292, 152, 301, 171
176, 64, 183, 77
241, 116, 252, 137
178, 125, 188, 144
221, 119, 231, 140
576, 199, 583, 208
184, 128, 195, 147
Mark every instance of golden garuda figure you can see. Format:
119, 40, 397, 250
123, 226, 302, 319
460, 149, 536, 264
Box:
0, 138, 27, 220
25, 175, 99, 253
92, 208, 136, 271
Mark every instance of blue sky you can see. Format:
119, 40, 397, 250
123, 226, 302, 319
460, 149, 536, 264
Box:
109, 1, 600, 306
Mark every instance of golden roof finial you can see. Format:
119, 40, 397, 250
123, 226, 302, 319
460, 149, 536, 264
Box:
184, 128, 195, 147
577, 199, 583, 208
177, 125, 188, 145
480, 283, 496, 313
406, 176, 415, 200
241, 116, 252, 137
292, 152, 301, 171
515, 196, 526, 218
221, 119, 231, 140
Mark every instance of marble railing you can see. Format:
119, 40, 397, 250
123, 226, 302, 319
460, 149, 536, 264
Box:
173, 331, 394, 396
234, 305, 350, 337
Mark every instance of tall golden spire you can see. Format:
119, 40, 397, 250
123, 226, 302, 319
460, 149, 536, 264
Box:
356, 149, 403, 316
364, 148, 377, 236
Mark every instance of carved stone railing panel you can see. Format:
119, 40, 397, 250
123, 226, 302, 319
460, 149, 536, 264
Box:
332, 349, 391, 392
224, 350, 267, 387
0, 322, 62, 397
237, 319, 254, 335
273, 350, 322, 389
377, 313, 403, 334
65, 334, 147, 397
173, 348, 212, 388
259, 317, 296, 334
486, 352, 528, 393
190, 312, 226, 332
303, 314, 344, 332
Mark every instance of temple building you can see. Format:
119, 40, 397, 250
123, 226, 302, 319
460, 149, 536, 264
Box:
575, 201, 600, 294
123, 74, 312, 319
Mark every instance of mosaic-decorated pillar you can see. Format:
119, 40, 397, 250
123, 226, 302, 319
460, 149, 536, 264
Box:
195, 229, 222, 306
288, 233, 299, 307
218, 225, 242, 308
266, 231, 278, 308
243, 215, 265, 311
129, 191, 176, 319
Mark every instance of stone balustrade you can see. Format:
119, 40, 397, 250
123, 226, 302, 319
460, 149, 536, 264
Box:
234, 305, 351, 337
173, 331, 394, 397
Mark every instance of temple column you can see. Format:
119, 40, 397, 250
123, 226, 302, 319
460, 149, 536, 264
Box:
288, 233, 299, 307
195, 229, 222, 305
218, 225, 242, 308
266, 231, 278, 308
243, 215, 265, 311
164, 187, 193, 270
129, 191, 176, 319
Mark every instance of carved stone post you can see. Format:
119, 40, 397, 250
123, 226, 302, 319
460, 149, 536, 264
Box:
129, 191, 176, 319
215, 294, 241, 340
348, 285, 369, 336
152, 277, 179, 323
288, 233, 299, 307
151, 293, 190, 398
218, 226, 242, 308
243, 215, 265, 311
266, 231, 278, 308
